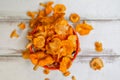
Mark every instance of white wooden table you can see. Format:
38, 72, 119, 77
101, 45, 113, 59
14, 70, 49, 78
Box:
0, 0, 120, 80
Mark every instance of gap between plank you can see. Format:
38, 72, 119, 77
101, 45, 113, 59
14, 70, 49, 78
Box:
0, 16, 120, 22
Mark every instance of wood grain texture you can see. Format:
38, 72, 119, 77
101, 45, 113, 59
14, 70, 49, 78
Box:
0, 21, 119, 79
0, 0, 120, 19
0, 0, 120, 80
0, 58, 120, 80
0, 21, 120, 55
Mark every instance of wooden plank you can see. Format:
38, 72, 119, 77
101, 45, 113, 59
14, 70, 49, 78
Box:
0, 57, 120, 80
0, 0, 120, 19
0, 21, 120, 55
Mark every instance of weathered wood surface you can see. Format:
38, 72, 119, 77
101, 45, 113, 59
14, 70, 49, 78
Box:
0, 0, 120, 80
0, 0, 120, 19
0, 21, 120, 55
